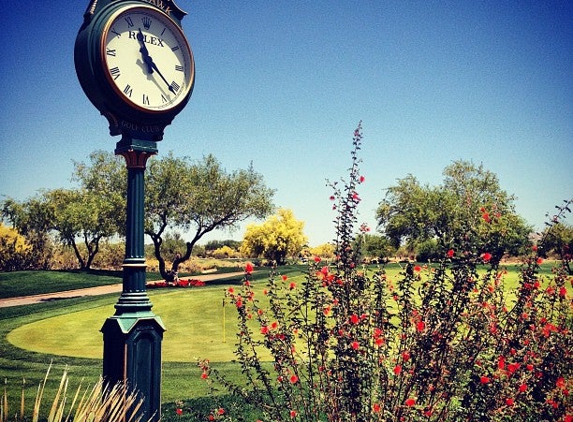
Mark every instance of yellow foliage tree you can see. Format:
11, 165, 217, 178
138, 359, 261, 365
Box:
240, 209, 308, 265
309, 243, 336, 259
0, 223, 32, 271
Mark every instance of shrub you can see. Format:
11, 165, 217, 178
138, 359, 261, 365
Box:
196, 124, 572, 421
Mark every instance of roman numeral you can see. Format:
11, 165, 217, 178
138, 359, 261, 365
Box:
175, 65, 183, 72
142, 94, 150, 105
171, 81, 180, 93
123, 84, 133, 97
110, 67, 121, 80
125, 17, 134, 27
111, 28, 121, 38
161, 94, 168, 103
106, 48, 116, 56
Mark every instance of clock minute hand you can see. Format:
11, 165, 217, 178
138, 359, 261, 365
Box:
149, 59, 176, 94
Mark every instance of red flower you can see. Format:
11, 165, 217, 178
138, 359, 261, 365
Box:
201, 371, 208, 379
482, 252, 492, 262
402, 351, 411, 362
405, 398, 416, 407
289, 281, 296, 289
498, 356, 506, 370
519, 383, 527, 392
373, 403, 381, 413
290, 374, 299, 384
359, 175, 365, 183
351, 341, 360, 350
537, 257, 544, 264
394, 365, 402, 375
245, 262, 254, 274
416, 321, 426, 332
414, 265, 422, 272
261, 326, 269, 335
350, 314, 360, 324
482, 212, 491, 223
282, 274, 288, 281
480, 376, 490, 384
218, 408, 225, 415
505, 398, 514, 406
290, 410, 297, 418
559, 287, 567, 298
176, 408, 183, 415
447, 249, 455, 258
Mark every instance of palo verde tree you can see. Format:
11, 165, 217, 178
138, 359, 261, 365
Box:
376, 160, 532, 264
145, 153, 275, 280
240, 208, 308, 265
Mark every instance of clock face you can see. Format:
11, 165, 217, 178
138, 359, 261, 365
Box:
101, 6, 194, 113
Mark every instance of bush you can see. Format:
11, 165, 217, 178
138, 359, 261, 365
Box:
196, 124, 572, 421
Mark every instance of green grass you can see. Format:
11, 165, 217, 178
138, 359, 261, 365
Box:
0, 270, 174, 299
0, 262, 566, 418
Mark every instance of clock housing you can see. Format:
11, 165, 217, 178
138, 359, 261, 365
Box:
75, 0, 195, 141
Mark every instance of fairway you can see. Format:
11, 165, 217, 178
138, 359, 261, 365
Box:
7, 284, 276, 362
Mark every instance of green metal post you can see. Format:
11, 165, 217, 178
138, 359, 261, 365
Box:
102, 136, 165, 422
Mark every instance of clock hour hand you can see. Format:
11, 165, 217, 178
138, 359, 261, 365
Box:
137, 29, 153, 74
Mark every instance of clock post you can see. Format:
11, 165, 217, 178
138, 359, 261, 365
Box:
101, 136, 164, 421
74, 0, 195, 420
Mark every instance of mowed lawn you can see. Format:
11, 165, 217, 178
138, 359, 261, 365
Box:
5, 262, 547, 363
7, 285, 278, 362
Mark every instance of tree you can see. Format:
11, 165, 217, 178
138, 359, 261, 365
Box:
145, 153, 275, 280
541, 199, 573, 274
1, 196, 54, 269
0, 223, 33, 271
376, 160, 531, 263
309, 243, 336, 260
240, 208, 308, 265
355, 233, 396, 262
45, 188, 120, 269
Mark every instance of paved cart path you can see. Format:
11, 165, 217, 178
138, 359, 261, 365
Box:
0, 272, 246, 309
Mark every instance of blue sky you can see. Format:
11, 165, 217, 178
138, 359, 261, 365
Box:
1, 1, 571, 246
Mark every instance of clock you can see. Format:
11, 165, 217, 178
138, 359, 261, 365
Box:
102, 5, 193, 113
75, 0, 195, 140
